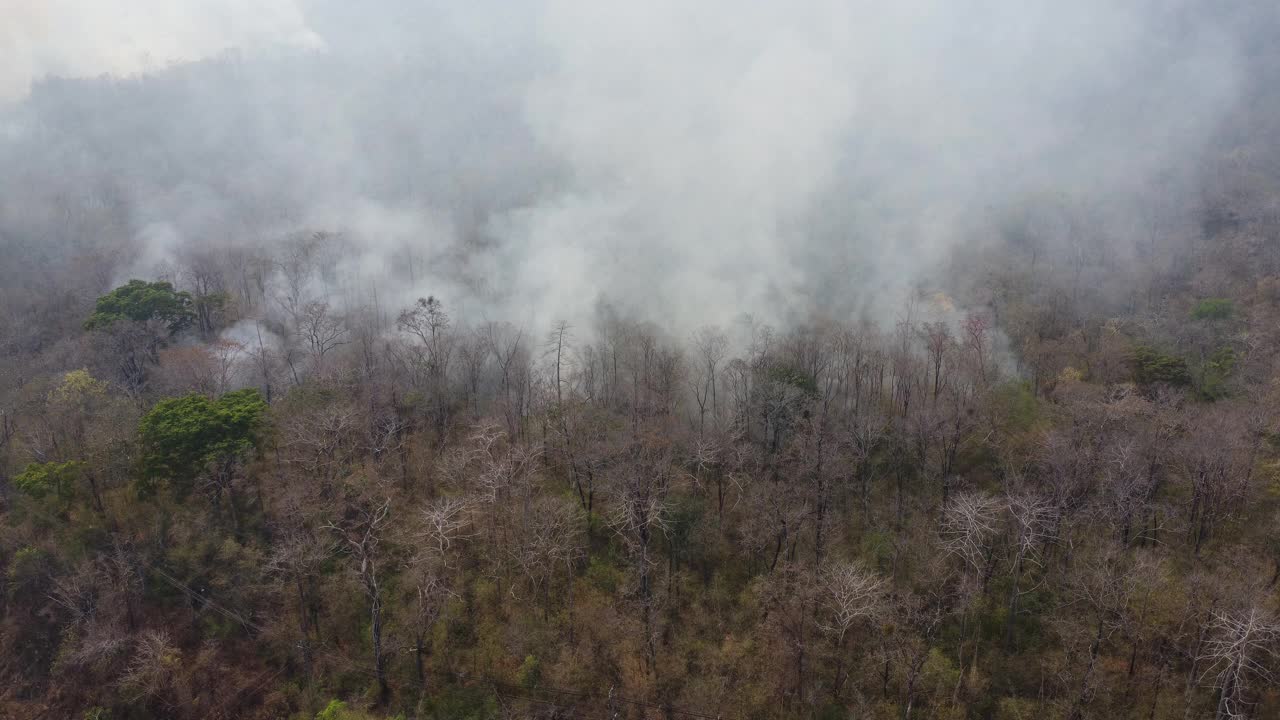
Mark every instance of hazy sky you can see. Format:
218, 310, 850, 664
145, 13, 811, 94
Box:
0, 0, 1258, 331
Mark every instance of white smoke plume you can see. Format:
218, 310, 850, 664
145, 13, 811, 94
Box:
0, 0, 1263, 336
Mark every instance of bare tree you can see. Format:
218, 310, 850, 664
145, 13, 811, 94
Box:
406, 496, 474, 685
607, 437, 674, 671
816, 560, 887, 699
940, 491, 1004, 591
1176, 408, 1258, 555
297, 301, 349, 373
266, 521, 328, 674
962, 314, 990, 386
325, 497, 392, 698
486, 322, 528, 439
1004, 491, 1057, 647
920, 321, 953, 403
1200, 606, 1280, 720
120, 630, 187, 709
398, 296, 455, 432
690, 325, 728, 436
456, 328, 490, 418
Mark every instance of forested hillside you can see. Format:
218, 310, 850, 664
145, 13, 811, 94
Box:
6, 2, 1280, 720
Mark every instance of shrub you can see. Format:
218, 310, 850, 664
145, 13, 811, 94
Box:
1190, 298, 1234, 321
1130, 346, 1191, 386
516, 654, 541, 689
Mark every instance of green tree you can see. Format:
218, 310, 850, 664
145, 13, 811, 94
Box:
1130, 345, 1191, 387
315, 699, 393, 720
1190, 298, 1234, 321
1196, 346, 1237, 401
84, 279, 195, 334
137, 389, 268, 529
13, 460, 86, 511
516, 654, 542, 689
84, 280, 197, 393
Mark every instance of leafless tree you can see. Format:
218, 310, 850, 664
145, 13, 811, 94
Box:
120, 630, 186, 708
325, 497, 392, 698
815, 559, 888, 699
486, 322, 528, 439
456, 328, 490, 418
180, 250, 228, 339
690, 325, 728, 436
607, 438, 674, 671
1200, 606, 1280, 720
297, 301, 349, 373
399, 296, 455, 432
1176, 408, 1258, 555
1004, 491, 1057, 647
940, 491, 1003, 591
920, 321, 953, 403
266, 521, 328, 673
816, 560, 887, 643
962, 314, 990, 386
405, 496, 474, 685
283, 402, 363, 485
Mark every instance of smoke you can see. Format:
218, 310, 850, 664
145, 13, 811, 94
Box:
505, 0, 1244, 330
0, 0, 1265, 336
0, 0, 322, 102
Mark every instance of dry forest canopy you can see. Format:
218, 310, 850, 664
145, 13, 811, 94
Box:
5, 2, 1280, 720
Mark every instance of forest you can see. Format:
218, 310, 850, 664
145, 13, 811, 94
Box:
5, 2, 1280, 720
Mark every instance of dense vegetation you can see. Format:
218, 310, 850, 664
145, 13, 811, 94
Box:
5, 175, 1280, 719
5, 6, 1280, 720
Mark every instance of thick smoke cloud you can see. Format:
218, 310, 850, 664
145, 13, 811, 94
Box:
0, 0, 1261, 334
0, 0, 321, 101
513, 1, 1242, 329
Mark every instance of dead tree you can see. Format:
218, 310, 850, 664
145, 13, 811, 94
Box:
407, 496, 473, 686
1200, 606, 1280, 720
325, 498, 392, 699
815, 560, 887, 698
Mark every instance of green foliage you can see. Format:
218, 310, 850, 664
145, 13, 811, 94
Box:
663, 496, 703, 561
920, 649, 961, 702
860, 529, 895, 573
1130, 345, 1191, 387
1197, 346, 1238, 400
994, 697, 1038, 720
815, 703, 847, 720
8, 546, 50, 602
417, 684, 498, 720
516, 654, 541, 689
137, 388, 268, 497
13, 460, 84, 505
1190, 297, 1234, 321
84, 279, 194, 333
314, 700, 403, 720
990, 381, 1039, 432
766, 364, 819, 396
584, 555, 624, 594
194, 290, 229, 320
317, 700, 350, 720
49, 369, 109, 407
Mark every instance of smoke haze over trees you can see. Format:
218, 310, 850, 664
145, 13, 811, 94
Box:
5, 1, 1280, 719
2, 0, 1270, 331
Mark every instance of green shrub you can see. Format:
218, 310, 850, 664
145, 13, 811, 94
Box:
13, 460, 84, 505
1190, 298, 1234, 321
766, 364, 818, 396
1197, 346, 1237, 400
1130, 346, 1191, 386
516, 654, 541, 689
